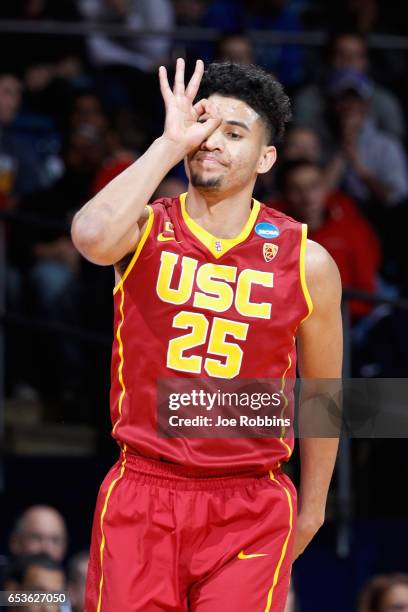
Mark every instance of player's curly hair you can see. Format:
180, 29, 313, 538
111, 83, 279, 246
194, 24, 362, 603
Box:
197, 62, 292, 145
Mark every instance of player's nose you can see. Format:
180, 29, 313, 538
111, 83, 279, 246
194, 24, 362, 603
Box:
201, 127, 224, 151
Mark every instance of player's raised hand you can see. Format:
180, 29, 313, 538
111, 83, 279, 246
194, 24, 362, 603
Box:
159, 58, 222, 155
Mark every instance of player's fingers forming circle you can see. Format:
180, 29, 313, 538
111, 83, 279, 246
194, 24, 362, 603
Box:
173, 57, 186, 97
185, 59, 205, 101
192, 98, 208, 120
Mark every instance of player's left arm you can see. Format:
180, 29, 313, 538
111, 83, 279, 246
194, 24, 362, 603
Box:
294, 239, 343, 560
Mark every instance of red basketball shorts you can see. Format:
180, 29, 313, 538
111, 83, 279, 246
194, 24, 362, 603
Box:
85, 451, 297, 612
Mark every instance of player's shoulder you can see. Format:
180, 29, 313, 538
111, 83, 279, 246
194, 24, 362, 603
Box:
305, 239, 341, 289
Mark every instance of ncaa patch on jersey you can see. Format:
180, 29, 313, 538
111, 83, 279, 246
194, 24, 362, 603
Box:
263, 243, 278, 262
255, 222, 280, 239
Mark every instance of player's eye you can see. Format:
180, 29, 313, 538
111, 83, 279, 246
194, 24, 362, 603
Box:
227, 132, 242, 140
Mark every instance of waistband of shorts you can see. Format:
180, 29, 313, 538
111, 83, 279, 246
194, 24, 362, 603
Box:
121, 451, 281, 490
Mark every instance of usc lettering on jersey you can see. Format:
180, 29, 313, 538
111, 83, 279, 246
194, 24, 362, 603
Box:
110, 193, 312, 474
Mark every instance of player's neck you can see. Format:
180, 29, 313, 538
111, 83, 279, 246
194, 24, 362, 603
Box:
185, 186, 256, 240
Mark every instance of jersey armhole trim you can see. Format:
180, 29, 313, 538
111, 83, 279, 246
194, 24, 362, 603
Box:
300, 223, 314, 322
113, 205, 154, 295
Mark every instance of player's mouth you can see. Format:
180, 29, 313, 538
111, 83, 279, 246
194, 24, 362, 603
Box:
193, 154, 227, 167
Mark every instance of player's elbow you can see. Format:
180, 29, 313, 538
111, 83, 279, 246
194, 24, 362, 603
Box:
71, 213, 114, 265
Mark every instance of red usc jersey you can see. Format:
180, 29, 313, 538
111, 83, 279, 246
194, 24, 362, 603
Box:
109, 194, 312, 474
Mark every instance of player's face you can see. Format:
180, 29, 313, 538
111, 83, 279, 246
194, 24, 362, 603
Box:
186, 94, 276, 195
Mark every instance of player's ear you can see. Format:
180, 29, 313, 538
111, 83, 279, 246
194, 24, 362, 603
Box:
257, 146, 277, 175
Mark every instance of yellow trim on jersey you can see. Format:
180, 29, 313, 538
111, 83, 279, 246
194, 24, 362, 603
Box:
179, 192, 260, 259
97, 445, 127, 612
98, 283, 129, 609
113, 205, 154, 295
300, 224, 313, 322
265, 471, 294, 612
278, 223, 313, 457
112, 285, 126, 435
279, 345, 295, 460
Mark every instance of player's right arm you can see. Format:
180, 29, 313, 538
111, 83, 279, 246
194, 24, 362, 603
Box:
71, 58, 221, 266
293, 240, 343, 560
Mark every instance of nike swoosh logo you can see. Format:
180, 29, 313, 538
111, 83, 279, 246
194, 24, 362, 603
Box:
157, 233, 180, 242
237, 550, 269, 560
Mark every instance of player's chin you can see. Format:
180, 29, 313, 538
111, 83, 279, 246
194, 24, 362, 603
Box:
190, 171, 224, 189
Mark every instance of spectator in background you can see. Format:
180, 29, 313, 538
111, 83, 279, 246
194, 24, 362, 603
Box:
294, 32, 406, 141
0, 0, 86, 77
324, 71, 408, 211
309, 0, 395, 36
7, 87, 132, 408
82, 88, 140, 194
92, 156, 136, 196
255, 124, 322, 202
21, 58, 86, 129
77, 0, 174, 137
357, 574, 408, 612
70, 88, 141, 153
0, 3, 88, 185
172, 1, 242, 67
16, 124, 104, 299
9, 506, 68, 563
275, 159, 381, 318
8, 124, 106, 402
174, 0, 305, 72
0, 70, 42, 203
153, 176, 188, 200
242, 0, 305, 87
336, 0, 379, 35
78, 0, 174, 73
215, 31, 254, 65
173, 0, 211, 26
0, 1, 86, 151
173, 0, 242, 33
67, 552, 89, 612
94, 165, 186, 201
70, 91, 109, 134
5, 554, 66, 612
282, 125, 322, 163
70, 90, 140, 168
0, 68, 44, 398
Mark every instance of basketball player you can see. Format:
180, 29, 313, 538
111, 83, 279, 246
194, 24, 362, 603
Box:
72, 59, 342, 611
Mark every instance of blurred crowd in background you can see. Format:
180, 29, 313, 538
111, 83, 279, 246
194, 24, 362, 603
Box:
2, 1, 408, 610
3, 0, 408, 416
1, 504, 89, 611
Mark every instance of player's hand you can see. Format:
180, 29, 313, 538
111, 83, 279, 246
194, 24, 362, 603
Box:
159, 58, 222, 156
292, 511, 324, 561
